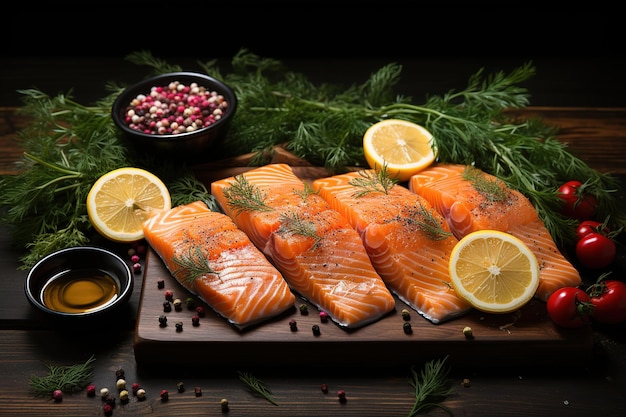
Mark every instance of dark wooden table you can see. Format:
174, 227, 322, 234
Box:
1, 54, 626, 416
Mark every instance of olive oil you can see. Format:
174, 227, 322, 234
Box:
41, 269, 119, 314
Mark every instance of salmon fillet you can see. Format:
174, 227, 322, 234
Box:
312, 170, 472, 324
211, 164, 396, 329
142, 200, 296, 329
409, 164, 581, 301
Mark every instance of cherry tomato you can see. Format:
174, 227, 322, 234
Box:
575, 233, 616, 269
575, 220, 608, 241
546, 287, 593, 328
587, 279, 626, 324
557, 180, 598, 220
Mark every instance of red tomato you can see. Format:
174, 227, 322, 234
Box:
575, 220, 608, 241
557, 180, 598, 220
587, 280, 626, 324
575, 233, 616, 269
546, 287, 594, 328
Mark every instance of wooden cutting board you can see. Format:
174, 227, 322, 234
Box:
133, 151, 594, 369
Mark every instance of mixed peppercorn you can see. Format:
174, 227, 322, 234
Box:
122, 81, 230, 136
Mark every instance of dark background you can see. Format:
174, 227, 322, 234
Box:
2, 2, 625, 107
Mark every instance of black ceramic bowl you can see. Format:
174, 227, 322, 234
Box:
25, 246, 133, 321
111, 71, 237, 161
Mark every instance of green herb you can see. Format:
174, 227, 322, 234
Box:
278, 211, 321, 244
294, 183, 319, 202
0, 89, 213, 269
222, 174, 274, 215
4, 50, 626, 271
407, 356, 454, 417
237, 371, 278, 406
172, 245, 219, 284
412, 203, 454, 241
29, 355, 96, 397
349, 166, 398, 197
462, 166, 507, 202
195, 50, 626, 246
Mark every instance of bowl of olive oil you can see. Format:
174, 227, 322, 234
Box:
25, 246, 133, 320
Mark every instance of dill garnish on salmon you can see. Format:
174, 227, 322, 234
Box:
313, 169, 472, 324
211, 164, 396, 329
409, 164, 581, 301
142, 200, 296, 330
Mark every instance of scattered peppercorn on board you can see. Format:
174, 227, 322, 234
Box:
134, 247, 593, 369
133, 156, 594, 370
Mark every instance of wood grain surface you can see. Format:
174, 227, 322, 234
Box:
135, 246, 594, 370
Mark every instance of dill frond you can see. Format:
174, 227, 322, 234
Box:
462, 166, 508, 202
222, 174, 274, 215
237, 371, 278, 406
278, 211, 321, 244
349, 166, 398, 197
172, 245, 219, 285
407, 356, 454, 417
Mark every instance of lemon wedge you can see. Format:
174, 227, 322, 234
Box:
86, 167, 171, 242
448, 230, 540, 314
362, 119, 436, 182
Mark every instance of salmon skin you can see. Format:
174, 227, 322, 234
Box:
312, 170, 472, 324
142, 200, 296, 330
409, 164, 581, 301
211, 164, 396, 329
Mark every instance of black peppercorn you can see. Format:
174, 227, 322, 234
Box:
159, 315, 168, 327
403, 322, 413, 334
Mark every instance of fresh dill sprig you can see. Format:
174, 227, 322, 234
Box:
278, 211, 321, 244
222, 175, 274, 215
29, 355, 96, 397
413, 203, 454, 241
237, 371, 278, 406
407, 356, 454, 417
172, 245, 219, 284
124, 49, 183, 75
462, 166, 507, 202
294, 183, 319, 202
349, 166, 398, 197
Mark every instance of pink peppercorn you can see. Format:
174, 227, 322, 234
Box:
52, 389, 63, 402
103, 403, 113, 416
337, 389, 346, 402
160, 389, 169, 401
319, 311, 329, 322
87, 384, 96, 397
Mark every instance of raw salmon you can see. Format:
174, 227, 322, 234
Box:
211, 164, 396, 329
312, 170, 472, 324
409, 164, 581, 301
142, 200, 296, 329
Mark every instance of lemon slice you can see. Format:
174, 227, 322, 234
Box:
448, 230, 540, 314
87, 167, 171, 242
363, 119, 436, 182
